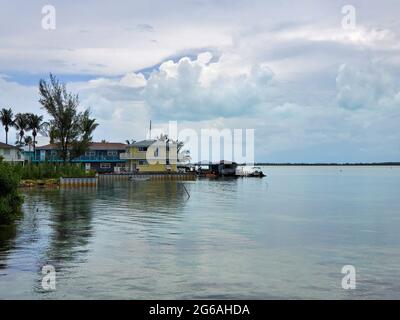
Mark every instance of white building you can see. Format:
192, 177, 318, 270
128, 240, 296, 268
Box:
0, 142, 24, 163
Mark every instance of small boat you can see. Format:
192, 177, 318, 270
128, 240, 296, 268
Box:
248, 166, 266, 177
236, 166, 266, 177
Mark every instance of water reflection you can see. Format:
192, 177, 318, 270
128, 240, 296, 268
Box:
95, 180, 190, 223
0, 181, 191, 276
40, 188, 96, 268
0, 222, 17, 270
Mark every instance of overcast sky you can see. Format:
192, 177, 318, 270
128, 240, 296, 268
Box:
1, 0, 400, 162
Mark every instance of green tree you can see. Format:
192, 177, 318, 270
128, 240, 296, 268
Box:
24, 136, 33, 150
39, 74, 98, 163
23, 136, 33, 163
13, 113, 29, 145
0, 163, 23, 222
26, 113, 48, 151
70, 109, 99, 159
177, 140, 191, 163
0, 108, 14, 145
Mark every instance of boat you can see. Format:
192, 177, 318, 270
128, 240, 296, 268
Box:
249, 166, 266, 177
235, 166, 266, 177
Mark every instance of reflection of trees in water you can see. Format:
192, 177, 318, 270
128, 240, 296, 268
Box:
1, 181, 190, 274
0, 192, 42, 270
0, 222, 17, 270
39, 188, 96, 269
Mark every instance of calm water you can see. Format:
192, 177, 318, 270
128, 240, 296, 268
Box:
1, 166, 400, 299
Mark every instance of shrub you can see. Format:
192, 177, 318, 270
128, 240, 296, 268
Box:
14, 163, 96, 180
0, 163, 23, 222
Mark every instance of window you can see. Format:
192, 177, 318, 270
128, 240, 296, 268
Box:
107, 151, 118, 157
85, 151, 96, 157
138, 147, 148, 152
4, 149, 10, 155
100, 163, 111, 169
138, 160, 148, 165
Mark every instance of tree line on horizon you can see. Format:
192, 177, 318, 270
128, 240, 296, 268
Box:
0, 74, 98, 163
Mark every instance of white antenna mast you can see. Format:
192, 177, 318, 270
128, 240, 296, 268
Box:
149, 120, 152, 139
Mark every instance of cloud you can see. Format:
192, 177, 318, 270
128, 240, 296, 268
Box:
143, 52, 274, 120
336, 63, 400, 109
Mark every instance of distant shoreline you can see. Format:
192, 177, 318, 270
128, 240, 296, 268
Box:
254, 162, 400, 166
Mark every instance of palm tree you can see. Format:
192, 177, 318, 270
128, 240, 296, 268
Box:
125, 139, 136, 145
27, 113, 48, 151
176, 140, 191, 164
81, 110, 99, 140
69, 110, 99, 161
0, 108, 14, 144
23, 136, 33, 163
13, 113, 29, 145
24, 136, 33, 151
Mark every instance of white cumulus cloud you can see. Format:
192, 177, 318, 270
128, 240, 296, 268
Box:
143, 52, 274, 120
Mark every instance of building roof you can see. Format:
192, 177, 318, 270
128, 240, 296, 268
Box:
130, 139, 157, 147
0, 142, 21, 150
36, 142, 127, 151
129, 139, 178, 148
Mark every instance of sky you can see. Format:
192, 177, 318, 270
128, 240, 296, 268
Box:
0, 0, 400, 162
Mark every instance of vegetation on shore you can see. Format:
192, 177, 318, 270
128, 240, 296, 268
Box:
0, 162, 23, 222
0, 160, 94, 221
14, 163, 96, 180
0, 74, 100, 221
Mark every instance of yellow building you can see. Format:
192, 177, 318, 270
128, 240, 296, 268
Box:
121, 139, 178, 173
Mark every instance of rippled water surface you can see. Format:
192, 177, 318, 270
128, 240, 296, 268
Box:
1, 166, 400, 299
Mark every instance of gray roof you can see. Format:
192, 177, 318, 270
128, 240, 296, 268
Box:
131, 140, 157, 147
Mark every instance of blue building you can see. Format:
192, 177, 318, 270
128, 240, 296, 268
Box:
33, 142, 127, 173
